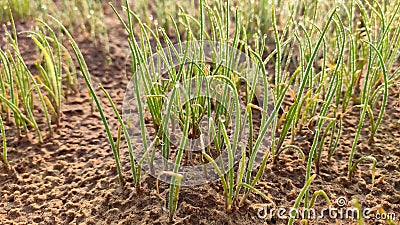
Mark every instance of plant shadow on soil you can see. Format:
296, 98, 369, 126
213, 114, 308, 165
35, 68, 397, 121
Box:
0, 6, 400, 225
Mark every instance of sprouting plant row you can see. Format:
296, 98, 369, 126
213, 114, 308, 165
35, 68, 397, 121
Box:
0, 0, 110, 48
0, 13, 78, 167
103, 1, 400, 224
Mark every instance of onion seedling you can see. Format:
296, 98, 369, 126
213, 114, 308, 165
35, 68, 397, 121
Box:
100, 84, 140, 192
51, 16, 125, 184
